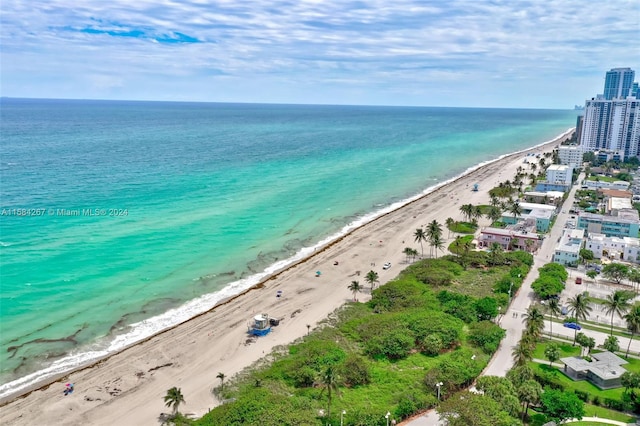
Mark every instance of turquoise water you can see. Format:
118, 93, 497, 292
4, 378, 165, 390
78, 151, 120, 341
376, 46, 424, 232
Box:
0, 99, 576, 395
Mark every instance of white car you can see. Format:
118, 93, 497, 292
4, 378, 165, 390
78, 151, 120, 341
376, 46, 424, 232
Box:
383, 262, 391, 270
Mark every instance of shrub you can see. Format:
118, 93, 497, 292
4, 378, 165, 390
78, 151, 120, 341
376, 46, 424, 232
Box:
468, 321, 506, 354
421, 334, 444, 355
340, 355, 370, 386
592, 395, 601, 406
574, 389, 589, 402
365, 328, 414, 360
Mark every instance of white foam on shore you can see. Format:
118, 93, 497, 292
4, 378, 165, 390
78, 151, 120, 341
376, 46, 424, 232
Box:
0, 128, 573, 400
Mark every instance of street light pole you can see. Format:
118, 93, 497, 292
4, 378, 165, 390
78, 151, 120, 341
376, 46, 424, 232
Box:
341, 410, 346, 426
385, 412, 391, 426
436, 382, 443, 400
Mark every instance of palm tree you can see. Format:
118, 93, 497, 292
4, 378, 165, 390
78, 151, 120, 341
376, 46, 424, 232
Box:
624, 304, 640, 358
517, 379, 542, 421
512, 341, 533, 367
524, 238, 534, 253
414, 228, 427, 257
164, 387, 185, 415
568, 292, 593, 345
460, 204, 474, 222
445, 217, 454, 238
403, 247, 413, 263
603, 290, 633, 335
522, 304, 545, 341
348, 280, 362, 301
487, 206, 502, 224
488, 242, 504, 265
365, 270, 379, 292
546, 298, 562, 337
473, 205, 483, 223
432, 234, 445, 259
216, 372, 226, 391
426, 220, 443, 258
318, 366, 341, 419
508, 199, 522, 221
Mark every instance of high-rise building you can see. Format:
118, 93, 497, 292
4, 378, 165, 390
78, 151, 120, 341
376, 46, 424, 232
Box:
579, 68, 639, 159
604, 68, 635, 100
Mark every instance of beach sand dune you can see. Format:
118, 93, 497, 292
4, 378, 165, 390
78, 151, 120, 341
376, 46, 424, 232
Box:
0, 132, 571, 425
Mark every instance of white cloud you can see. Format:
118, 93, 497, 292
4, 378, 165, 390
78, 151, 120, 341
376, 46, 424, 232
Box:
1, 0, 638, 107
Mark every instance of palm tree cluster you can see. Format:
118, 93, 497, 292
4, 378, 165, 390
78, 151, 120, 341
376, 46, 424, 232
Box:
459, 204, 483, 224
414, 220, 445, 259
402, 247, 419, 263
512, 304, 545, 367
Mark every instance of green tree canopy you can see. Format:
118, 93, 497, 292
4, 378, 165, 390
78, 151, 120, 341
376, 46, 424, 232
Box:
438, 391, 517, 426
540, 388, 585, 424
531, 275, 564, 299
603, 263, 630, 284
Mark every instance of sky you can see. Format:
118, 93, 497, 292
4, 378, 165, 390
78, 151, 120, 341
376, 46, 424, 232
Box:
1, 0, 639, 108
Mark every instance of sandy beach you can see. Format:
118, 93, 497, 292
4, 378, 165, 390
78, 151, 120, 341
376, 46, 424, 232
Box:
0, 131, 573, 425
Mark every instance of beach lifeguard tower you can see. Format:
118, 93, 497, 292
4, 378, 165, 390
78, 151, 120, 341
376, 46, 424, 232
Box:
472, 183, 479, 192
249, 314, 272, 336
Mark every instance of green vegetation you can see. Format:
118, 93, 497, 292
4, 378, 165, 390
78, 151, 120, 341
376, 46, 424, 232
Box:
532, 262, 568, 299
448, 221, 477, 234
192, 252, 534, 425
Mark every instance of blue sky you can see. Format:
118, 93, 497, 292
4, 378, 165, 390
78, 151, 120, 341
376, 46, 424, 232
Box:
1, 0, 638, 108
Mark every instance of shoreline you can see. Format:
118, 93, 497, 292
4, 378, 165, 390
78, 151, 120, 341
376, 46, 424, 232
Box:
0, 129, 573, 425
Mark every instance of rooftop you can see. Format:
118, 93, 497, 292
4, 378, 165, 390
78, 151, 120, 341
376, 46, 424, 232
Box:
561, 351, 628, 381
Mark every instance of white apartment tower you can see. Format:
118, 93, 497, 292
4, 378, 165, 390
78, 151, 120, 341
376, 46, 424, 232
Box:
579, 68, 640, 159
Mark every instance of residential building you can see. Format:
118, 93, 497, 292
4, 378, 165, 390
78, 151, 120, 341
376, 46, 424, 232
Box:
477, 223, 541, 252
581, 179, 630, 191
561, 351, 628, 389
558, 145, 584, 168
534, 182, 570, 192
585, 232, 640, 263
501, 202, 556, 232
522, 190, 565, 206
604, 68, 635, 100
553, 228, 584, 266
577, 212, 640, 238
579, 68, 640, 159
545, 164, 574, 185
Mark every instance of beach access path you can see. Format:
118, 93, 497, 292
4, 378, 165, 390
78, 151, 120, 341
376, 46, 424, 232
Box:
0, 132, 573, 426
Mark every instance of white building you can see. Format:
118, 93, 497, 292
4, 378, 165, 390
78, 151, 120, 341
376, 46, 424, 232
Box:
582, 180, 631, 191
545, 164, 574, 186
558, 146, 584, 168
585, 232, 640, 263
554, 229, 585, 266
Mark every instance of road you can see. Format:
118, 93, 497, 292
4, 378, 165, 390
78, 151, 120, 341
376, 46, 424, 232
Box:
405, 172, 637, 425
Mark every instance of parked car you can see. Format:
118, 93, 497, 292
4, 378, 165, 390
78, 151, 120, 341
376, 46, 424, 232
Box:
383, 262, 391, 270
563, 322, 581, 330
561, 306, 568, 315
575, 277, 582, 285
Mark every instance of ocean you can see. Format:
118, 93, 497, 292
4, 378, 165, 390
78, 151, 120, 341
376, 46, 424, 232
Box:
0, 98, 576, 397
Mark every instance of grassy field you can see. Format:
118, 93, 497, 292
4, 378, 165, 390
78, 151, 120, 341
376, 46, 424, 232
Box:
583, 403, 635, 422
533, 340, 581, 360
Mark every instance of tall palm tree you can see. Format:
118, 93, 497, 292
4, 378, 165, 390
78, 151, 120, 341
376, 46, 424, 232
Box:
568, 292, 593, 345
445, 217, 454, 238
216, 372, 226, 391
402, 247, 413, 263
522, 304, 545, 341
365, 270, 379, 292
473, 205, 483, 223
414, 228, 427, 257
603, 290, 633, 335
348, 280, 362, 301
426, 220, 443, 258
508, 199, 522, 221
318, 366, 341, 419
460, 204, 474, 222
546, 298, 562, 336
164, 387, 185, 415
512, 341, 533, 367
432, 234, 445, 259
624, 304, 640, 358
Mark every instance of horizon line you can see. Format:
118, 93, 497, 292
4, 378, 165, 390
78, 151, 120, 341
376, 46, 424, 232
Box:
0, 96, 576, 111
